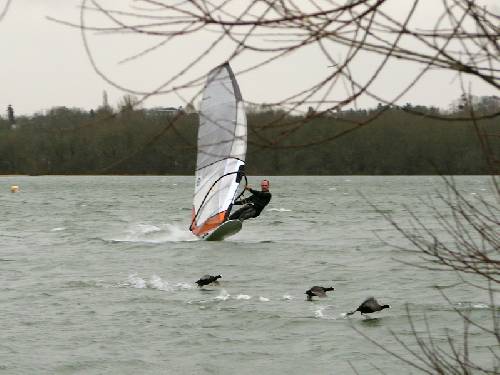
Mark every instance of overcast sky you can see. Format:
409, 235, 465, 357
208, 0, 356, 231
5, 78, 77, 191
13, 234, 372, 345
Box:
1, 0, 498, 116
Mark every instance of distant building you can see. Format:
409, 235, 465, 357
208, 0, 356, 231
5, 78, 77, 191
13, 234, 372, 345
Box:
7, 104, 16, 129
478, 95, 500, 110
450, 94, 500, 112
149, 106, 184, 113
103, 90, 109, 108
184, 103, 197, 114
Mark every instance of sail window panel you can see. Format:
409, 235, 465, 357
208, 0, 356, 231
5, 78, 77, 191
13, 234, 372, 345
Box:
197, 69, 238, 169
231, 101, 247, 159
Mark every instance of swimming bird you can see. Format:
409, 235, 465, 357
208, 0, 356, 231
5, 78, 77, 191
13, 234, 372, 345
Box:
195, 274, 221, 287
305, 286, 334, 301
346, 297, 390, 316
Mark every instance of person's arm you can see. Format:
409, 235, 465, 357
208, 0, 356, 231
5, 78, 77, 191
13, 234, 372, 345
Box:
233, 198, 246, 205
248, 188, 267, 197
233, 191, 249, 205
234, 186, 251, 204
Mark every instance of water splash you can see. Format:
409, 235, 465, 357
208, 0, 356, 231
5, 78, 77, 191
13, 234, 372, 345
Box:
176, 282, 196, 290
123, 273, 195, 292
215, 289, 230, 301
315, 305, 336, 319
149, 274, 172, 291
236, 294, 252, 300
110, 223, 197, 243
127, 273, 147, 289
315, 306, 326, 318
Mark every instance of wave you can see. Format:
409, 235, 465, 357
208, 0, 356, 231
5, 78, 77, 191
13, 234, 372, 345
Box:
64, 280, 103, 289
50, 227, 66, 232
123, 275, 280, 305
454, 302, 495, 310
267, 208, 292, 212
119, 275, 342, 309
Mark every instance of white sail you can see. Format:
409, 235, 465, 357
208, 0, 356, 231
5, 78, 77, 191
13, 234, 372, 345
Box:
190, 63, 247, 237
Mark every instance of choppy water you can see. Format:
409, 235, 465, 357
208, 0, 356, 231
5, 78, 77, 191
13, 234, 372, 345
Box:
1, 175, 497, 374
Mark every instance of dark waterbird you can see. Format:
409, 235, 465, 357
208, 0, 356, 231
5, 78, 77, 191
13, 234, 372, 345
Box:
305, 286, 334, 301
195, 274, 221, 287
346, 297, 390, 316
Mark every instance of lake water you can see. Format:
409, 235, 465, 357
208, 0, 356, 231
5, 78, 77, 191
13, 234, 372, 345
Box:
0, 175, 497, 374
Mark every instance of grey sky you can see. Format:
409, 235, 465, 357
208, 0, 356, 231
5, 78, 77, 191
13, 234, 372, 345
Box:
1, 0, 498, 115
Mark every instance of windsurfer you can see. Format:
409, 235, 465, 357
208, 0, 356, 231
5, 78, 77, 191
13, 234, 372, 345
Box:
229, 179, 272, 222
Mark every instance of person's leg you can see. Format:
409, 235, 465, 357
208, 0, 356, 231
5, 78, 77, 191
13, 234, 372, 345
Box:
229, 205, 247, 220
237, 206, 257, 221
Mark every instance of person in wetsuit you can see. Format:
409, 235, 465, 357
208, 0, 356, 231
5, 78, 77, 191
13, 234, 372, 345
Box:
229, 179, 272, 222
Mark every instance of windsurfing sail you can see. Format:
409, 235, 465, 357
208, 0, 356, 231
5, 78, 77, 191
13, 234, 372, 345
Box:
190, 63, 247, 238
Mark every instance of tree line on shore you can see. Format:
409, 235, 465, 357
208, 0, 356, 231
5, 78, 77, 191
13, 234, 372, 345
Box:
0, 99, 498, 175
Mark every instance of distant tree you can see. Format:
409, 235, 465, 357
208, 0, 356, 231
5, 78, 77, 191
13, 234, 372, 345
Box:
118, 94, 140, 113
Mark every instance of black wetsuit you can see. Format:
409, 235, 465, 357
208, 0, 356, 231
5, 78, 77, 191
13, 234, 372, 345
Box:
229, 188, 272, 221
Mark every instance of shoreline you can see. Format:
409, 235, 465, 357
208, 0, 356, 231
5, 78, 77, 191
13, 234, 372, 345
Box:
0, 173, 497, 177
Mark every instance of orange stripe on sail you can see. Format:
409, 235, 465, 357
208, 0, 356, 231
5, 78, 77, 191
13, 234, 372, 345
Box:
191, 210, 227, 236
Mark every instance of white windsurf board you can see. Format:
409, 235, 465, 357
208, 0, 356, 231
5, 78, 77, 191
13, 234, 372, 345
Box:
204, 220, 242, 241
